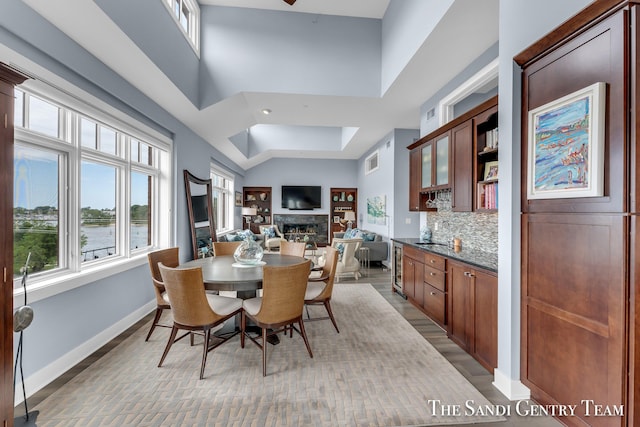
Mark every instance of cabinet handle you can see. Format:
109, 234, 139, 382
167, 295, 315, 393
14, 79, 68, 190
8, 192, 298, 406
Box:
430, 259, 435, 263
430, 291, 436, 296
430, 272, 436, 276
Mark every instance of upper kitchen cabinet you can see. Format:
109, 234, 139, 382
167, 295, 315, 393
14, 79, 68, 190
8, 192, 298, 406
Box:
421, 132, 450, 191
408, 96, 498, 212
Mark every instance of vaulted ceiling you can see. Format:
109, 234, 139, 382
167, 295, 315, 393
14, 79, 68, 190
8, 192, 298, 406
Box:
21, 0, 499, 170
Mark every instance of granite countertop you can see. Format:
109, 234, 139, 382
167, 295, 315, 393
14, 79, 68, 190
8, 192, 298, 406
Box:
392, 238, 498, 273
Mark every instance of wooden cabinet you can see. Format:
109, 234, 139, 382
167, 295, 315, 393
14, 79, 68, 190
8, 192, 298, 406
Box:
403, 246, 447, 329
242, 186, 271, 234
408, 96, 498, 212
421, 132, 450, 191
401, 246, 423, 302
451, 120, 473, 212
0, 65, 28, 427
447, 260, 497, 372
330, 188, 357, 242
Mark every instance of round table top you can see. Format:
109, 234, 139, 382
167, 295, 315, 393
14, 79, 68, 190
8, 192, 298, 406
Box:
182, 253, 307, 292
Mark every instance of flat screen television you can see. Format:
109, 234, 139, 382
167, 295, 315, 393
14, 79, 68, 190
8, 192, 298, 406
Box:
281, 185, 321, 210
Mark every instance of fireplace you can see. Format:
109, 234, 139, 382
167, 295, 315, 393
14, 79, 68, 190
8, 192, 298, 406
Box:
274, 214, 329, 246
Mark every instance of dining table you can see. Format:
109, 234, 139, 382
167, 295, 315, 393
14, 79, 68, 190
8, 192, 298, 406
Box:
181, 253, 311, 298
181, 253, 321, 344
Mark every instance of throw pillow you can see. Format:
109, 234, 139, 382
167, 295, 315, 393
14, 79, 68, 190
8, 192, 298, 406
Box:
335, 243, 344, 260
364, 232, 376, 242
225, 232, 239, 242
240, 229, 255, 241
263, 226, 276, 238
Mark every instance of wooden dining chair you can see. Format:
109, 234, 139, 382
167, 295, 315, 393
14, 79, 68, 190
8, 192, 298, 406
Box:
145, 247, 179, 341
279, 240, 306, 258
304, 246, 340, 333
157, 263, 243, 379
240, 259, 312, 376
212, 241, 242, 256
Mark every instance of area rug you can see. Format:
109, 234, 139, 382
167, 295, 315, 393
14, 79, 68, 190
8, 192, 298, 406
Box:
33, 284, 505, 426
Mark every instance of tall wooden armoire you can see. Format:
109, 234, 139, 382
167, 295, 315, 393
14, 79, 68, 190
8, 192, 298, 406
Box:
517, 1, 640, 425
0, 64, 28, 427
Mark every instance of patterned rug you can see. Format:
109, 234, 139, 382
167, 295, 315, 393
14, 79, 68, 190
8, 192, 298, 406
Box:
33, 284, 505, 426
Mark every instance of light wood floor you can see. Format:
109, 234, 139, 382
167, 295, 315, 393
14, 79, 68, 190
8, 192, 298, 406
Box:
17, 263, 562, 426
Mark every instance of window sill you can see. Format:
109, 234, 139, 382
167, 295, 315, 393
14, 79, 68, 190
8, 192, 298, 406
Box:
13, 253, 150, 306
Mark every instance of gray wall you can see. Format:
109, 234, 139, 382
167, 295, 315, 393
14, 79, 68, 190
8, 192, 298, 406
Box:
199, 6, 381, 108
95, 0, 200, 105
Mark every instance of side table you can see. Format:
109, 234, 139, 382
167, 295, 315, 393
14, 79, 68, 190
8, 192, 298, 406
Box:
358, 246, 370, 275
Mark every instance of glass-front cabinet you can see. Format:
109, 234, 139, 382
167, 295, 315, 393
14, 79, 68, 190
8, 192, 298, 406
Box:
420, 131, 450, 191
421, 143, 433, 188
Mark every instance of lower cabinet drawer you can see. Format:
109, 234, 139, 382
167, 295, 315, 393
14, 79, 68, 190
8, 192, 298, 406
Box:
424, 265, 445, 291
423, 283, 446, 326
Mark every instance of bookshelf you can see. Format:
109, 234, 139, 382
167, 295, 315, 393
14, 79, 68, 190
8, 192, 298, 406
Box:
474, 105, 498, 212
329, 188, 357, 242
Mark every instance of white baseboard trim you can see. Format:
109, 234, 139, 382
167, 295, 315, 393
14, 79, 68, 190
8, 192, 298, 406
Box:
14, 300, 155, 405
492, 368, 531, 401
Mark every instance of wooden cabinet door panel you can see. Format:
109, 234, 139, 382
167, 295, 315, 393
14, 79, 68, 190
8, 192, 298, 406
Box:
472, 269, 497, 371
522, 213, 626, 424
452, 120, 473, 212
402, 255, 416, 299
447, 262, 470, 351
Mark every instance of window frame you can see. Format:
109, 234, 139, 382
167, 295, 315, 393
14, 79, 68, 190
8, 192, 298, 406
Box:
162, 0, 201, 57
210, 164, 235, 235
13, 80, 173, 305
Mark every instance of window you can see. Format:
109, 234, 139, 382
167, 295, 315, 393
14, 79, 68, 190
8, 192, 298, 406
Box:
163, 0, 200, 55
13, 84, 171, 295
365, 150, 379, 175
210, 165, 234, 234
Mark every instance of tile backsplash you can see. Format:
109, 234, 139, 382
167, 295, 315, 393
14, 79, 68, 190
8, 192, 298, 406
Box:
422, 193, 498, 254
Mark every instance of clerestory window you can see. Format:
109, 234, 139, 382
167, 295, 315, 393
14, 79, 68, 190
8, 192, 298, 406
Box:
163, 0, 200, 56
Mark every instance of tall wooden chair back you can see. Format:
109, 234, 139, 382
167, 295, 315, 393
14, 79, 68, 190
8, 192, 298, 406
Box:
157, 263, 242, 379
280, 241, 306, 258
145, 247, 179, 341
213, 241, 242, 256
305, 246, 340, 332
240, 259, 313, 376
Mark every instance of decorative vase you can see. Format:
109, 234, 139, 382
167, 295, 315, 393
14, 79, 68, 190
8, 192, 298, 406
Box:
333, 195, 339, 202
234, 238, 264, 264
347, 194, 354, 202
420, 226, 432, 243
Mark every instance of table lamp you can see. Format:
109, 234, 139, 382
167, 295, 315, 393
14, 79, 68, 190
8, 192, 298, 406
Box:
344, 211, 356, 230
242, 207, 257, 229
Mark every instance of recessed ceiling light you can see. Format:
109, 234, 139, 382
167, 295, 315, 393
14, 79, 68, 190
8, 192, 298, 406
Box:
261, 108, 272, 115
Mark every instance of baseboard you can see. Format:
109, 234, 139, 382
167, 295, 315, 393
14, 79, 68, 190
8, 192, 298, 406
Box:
492, 368, 531, 401
14, 300, 155, 405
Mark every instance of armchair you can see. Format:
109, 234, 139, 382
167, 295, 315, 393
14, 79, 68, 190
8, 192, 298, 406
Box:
259, 224, 286, 251
331, 237, 362, 282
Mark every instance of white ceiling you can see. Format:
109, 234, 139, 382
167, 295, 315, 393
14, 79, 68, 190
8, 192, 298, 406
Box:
199, 0, 392, 19
20, 0, 499, 170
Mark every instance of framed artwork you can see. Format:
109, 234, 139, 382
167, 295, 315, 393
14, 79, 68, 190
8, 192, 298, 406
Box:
484, 161, 499, 181
235, 191, 242, 207
527, 82, 606, 200
333, 215, 340, 223
367, 195, 386, 225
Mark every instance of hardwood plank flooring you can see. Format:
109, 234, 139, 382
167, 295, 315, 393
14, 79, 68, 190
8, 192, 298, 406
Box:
17, 263, 562, 426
